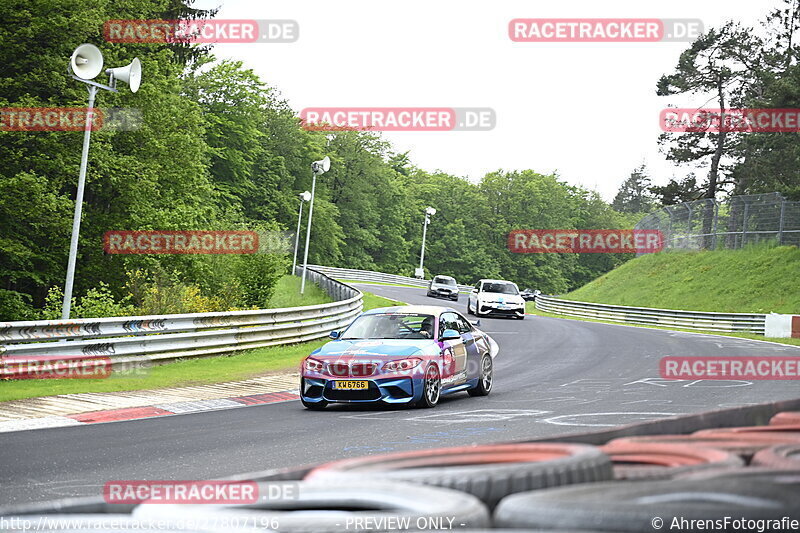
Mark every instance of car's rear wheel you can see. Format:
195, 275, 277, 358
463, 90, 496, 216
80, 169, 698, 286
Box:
418, 365, 441, 408
468, 354, 493, 397
302, 398, 328, 410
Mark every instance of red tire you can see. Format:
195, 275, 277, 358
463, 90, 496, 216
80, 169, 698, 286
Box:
770, 411, 800, 426
305, 443, 613, 508
599, 441, 743, 480
607, 433, 800, 460
694, 424, 800, 440
751, 444, 800, 469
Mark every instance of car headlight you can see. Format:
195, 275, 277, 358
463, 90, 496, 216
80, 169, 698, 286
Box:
383, 357, 422, 373
304, 358, 324, 372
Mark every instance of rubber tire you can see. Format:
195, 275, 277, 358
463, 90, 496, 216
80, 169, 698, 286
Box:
600, 441, 744, 480
301, 398, 328, 410
466, 300, 474, 315
133, 481, 490, 532
417, 364, 441, 408
305, 443, 613, 509
493, 477, 800, 531
771, 411, 800, 425
752, 444, 800, 469
467, 354, 492, 397
606, 434, 794, 461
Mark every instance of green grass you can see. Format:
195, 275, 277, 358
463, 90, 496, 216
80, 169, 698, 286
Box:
0, 289, 407, 404
566, 245, 800, 314
267, 275, 333, 308
362, 291, 406, 310
524, 302, 800, 347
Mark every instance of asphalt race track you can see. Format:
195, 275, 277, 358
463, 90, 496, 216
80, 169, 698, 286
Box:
2, 283, 799, 505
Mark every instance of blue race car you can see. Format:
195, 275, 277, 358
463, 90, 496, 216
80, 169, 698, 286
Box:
300, 305, 499, 409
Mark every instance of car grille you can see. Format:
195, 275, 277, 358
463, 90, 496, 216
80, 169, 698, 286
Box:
351, 362, 377, 377
328, 362, 349, 377
326, 361, 377, 377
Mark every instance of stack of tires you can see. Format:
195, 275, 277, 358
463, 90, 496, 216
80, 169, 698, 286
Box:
3, 412, 799, 532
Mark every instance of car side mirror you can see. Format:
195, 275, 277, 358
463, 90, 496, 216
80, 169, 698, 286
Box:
440, 328, 461, 341
470, 320, 481, 327
471, 288, 478, 293
329, 330, 340, 340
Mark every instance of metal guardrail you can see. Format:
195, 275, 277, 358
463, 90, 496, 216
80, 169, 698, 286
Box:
535, 295, 766, 334
307, 265, 473, 293
0, 267, 362, 372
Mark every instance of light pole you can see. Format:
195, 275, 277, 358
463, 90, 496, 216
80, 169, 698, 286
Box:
62, 44, 141, 319
416, 207, 436, 279
300, 156, 331, 294
292, 191, 312, 275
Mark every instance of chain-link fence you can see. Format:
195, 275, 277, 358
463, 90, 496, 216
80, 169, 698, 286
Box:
635, 192, 800, 252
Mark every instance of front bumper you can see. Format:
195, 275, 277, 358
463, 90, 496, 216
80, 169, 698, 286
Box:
428, 288, 458, 299
301, 376, 420, 404
478, 303, 524, 317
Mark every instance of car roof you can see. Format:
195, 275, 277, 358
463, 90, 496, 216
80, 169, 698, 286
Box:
363, 305, 458, 316
432, 275, 455, 280
478, 279, 517, 285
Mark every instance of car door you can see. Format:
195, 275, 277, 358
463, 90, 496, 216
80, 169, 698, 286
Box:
439, 312, 468, 386
453, 313, 482, 380
469, 281, 481, 312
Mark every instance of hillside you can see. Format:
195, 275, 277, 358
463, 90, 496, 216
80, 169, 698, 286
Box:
565, 245, 800, 314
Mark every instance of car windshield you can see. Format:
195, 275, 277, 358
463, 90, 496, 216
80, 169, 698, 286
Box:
483, 282, 518, 295
341, 313, 435, 340
433, 276, 456, 286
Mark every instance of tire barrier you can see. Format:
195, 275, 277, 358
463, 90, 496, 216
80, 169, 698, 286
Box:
694, 424, 800, 440
677, 466, 800, 482
751, 444, 800, 469
599, 441, 743, 480
770, 411, 800, 426
605, 433, 800, 461
304, 443, 613, 509
493, 476, 800, 531
132, 481, 490, 533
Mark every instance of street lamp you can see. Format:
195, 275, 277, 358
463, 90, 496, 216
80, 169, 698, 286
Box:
300, 156, 331, 294
61, 44, 142, 319
292, 191, 312, 275
415, 207, 436, 278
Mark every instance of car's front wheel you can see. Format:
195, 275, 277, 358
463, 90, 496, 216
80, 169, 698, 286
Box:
302, 398, 328, 410
466, 300, 474, 315
468, 354, 493, 397
418, 364, 441, 408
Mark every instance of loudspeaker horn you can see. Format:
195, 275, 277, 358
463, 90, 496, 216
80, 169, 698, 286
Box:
70, 44, 104, 80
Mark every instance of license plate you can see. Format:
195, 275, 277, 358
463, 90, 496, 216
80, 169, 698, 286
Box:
332, 380, 368, 390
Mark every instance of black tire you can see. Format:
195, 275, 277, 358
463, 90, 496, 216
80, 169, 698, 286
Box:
474, 302, 483, 318
417, 364, 441, 408
494, 478, 800, 531
306, 443, 613, 510
301, 398, 327, 410
466, 300, 474, 315
133, 481, 490, 532
468, 354, 492, 397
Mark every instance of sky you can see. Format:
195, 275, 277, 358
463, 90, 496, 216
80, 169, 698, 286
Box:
192, 0, 779, 201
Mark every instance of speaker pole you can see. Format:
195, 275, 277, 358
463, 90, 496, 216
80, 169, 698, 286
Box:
61, 85, 98, 319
